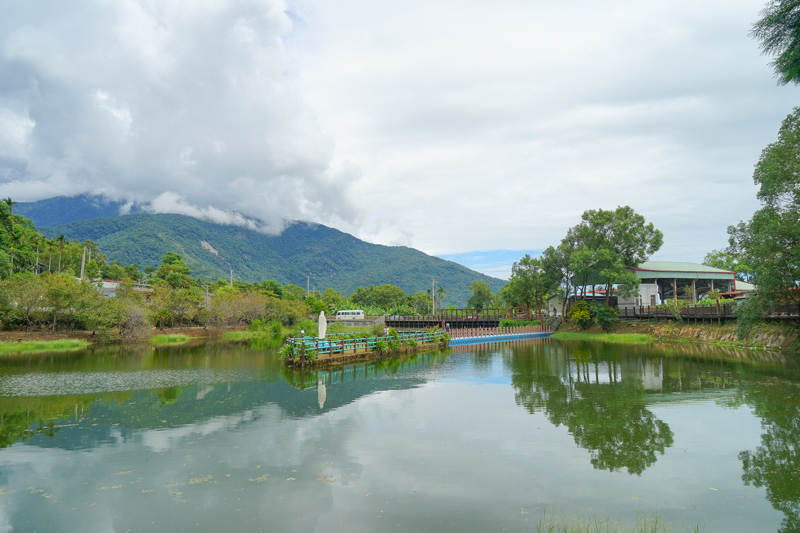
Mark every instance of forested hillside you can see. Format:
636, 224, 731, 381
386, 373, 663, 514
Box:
34, 209, 503, 306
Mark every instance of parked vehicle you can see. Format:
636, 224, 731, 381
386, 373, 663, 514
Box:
336, 310, 365, 320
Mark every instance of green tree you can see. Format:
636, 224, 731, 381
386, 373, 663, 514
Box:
155, 252, 193, 289
735, 107, 800, 308
0, 250, 10, 280
751, 0, 800, 85
467, 281, 494, 310
703, 231, 755, 282
568, 206, 662, 305
283, 284, 307, 301
350, 284, 407, 310
501, 255, 555, 313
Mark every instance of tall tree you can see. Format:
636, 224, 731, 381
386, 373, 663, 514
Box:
569, 206, 662, 305
467, 281, 494, 310
736, 107, 800, 307
751, 0, 800, 85
501, 255, 555, 314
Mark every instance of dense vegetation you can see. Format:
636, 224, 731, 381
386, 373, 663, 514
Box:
18, 196, 504, 307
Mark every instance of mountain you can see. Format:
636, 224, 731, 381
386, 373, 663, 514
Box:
23, 196, 504, 306
16, 194, 145, 227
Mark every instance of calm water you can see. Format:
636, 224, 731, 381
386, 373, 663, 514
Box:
0, 337, 798, 532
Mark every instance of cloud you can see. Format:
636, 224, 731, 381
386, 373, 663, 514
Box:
288, 0, 797, 261
0, 0, 797, 268
0, 0, 359, 232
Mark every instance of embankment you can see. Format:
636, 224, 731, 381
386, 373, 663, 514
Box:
557, 319, 800, 353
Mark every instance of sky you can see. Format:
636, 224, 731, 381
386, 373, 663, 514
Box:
0, 0, 796, 279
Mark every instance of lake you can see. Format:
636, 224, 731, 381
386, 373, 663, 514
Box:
0, 337, 798, 532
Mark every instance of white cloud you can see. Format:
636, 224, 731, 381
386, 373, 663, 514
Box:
0, 0, 796, 272
0, 0, 358, 233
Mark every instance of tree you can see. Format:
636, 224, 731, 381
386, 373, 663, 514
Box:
350, 284, 407, 310
467, 281, 494, 310
154, 252, 193, 288
751, 0, 800, 85
703, 229, 755, 282
567, 206, 662, 305
2, 198, 16, 215
55, 235, 66, 273
283, 284, 307, 301
501, 255, 556, 313
735, 107, 800, 307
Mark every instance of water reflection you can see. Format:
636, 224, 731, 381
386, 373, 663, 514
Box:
498, 340, 675, 475
738, 374, 800, 533
0, 338, 798, 532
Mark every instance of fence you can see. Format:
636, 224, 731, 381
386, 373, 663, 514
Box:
770, 303, 800, 317
286, 330, 446, 358
448, 324, 550, 339
614, 304, 735, 319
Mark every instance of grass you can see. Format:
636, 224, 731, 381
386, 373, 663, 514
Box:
0, 339, 90, 354
222, 330, 275, 341
149, 334, 190, 345
534, 511, 698, 533
552, 332, 654, 344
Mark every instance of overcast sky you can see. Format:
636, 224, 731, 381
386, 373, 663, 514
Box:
0, 0, 796, 278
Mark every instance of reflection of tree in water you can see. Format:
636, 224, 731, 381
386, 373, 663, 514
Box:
0, 396, 95, 449
511, 341, 673, 475
738, 379, 800, 533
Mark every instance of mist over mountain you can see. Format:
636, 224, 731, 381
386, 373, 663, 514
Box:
23, 196, 504, 306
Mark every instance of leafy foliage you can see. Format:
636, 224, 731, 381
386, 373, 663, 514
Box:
589, 302, 618, 331
730, 108, 800, 309
751, 0, 800, 85
568, 301, 591, 329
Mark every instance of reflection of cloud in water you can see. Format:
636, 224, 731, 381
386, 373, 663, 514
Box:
0, 369, 259, 396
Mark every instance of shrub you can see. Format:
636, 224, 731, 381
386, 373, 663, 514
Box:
589, 302, 618, 331
567, 301, 591, 329
279, 343, 295, 360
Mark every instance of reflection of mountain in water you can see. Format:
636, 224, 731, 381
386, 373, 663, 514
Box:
0, 348, 441, 451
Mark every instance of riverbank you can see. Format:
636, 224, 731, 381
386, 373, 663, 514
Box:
0, 326, 243, 353
556, 319, 800, 353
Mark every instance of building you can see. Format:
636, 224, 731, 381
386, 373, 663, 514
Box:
554, 261, 755, 315
618, 261, 753, 312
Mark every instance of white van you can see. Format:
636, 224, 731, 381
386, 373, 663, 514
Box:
336, 310, 365, 320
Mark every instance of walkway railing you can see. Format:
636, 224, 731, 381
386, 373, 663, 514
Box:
449, 325, 551, 339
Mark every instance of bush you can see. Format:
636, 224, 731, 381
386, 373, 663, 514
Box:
589, 302, 618, 331
499, 318, 543, 327
567, 301, 591, 329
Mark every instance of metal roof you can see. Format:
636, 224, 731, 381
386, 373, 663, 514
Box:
629, 261, 735, 281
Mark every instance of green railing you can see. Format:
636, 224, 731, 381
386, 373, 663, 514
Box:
285, 330, 446, 358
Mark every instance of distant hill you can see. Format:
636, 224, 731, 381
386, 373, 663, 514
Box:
16, 194, 145, 227
25, 196, 504, 306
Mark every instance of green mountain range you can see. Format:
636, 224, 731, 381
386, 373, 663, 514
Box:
19, 196, 504, 306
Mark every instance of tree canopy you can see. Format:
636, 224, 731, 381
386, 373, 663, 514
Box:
751, 0, 800, 85
735, 107, 800, 307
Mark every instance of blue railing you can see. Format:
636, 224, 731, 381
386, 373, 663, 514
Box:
285, 330, 446, 358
